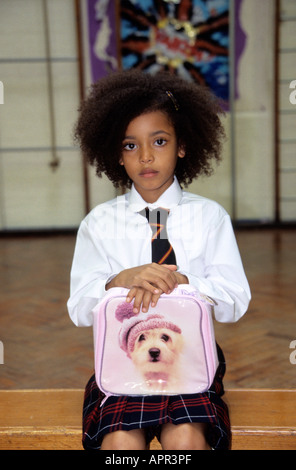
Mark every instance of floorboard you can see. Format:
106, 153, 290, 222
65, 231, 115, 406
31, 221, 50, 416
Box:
0, 229, 295, 390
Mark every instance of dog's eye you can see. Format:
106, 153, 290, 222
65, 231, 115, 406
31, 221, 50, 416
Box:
161, 334, 170, 342
138, 334, 146, 342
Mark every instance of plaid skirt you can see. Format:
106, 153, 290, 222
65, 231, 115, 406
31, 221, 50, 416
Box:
82, 344, 230, 450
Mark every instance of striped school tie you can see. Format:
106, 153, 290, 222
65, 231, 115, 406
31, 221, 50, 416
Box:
141, 207, 177, 265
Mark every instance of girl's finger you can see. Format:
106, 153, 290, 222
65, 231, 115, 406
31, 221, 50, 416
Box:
150, 290, 163, 308
132, 287, 146, 314
141, 289, 153, 313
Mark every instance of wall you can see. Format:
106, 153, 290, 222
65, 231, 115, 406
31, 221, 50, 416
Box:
278, 0, 296, 221
189, 0, 276, 222
0, 0, 278, 229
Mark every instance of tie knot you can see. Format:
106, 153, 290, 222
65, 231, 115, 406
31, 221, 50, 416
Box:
141, 207, 169, 226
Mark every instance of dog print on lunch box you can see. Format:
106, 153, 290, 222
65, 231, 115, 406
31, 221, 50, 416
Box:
92, 287, 218, 396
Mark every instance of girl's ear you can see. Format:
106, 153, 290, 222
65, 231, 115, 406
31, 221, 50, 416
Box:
119, 158, 124, 166
178, 146, 186, 159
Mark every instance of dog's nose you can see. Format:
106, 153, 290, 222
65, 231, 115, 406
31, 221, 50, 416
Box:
149, 348, 160, 359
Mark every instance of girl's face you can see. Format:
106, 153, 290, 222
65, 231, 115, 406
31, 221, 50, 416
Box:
119, 111, 185, 203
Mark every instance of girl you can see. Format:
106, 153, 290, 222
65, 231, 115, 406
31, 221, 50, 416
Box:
67, 70, 251, 450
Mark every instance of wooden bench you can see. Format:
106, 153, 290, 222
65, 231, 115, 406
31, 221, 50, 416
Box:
0, 389, 295, 450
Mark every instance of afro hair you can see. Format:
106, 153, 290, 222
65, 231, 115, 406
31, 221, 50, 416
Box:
74, 70, 225, 189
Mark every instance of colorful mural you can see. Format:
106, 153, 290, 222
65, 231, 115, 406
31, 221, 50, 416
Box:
84, 0, 246, 107
120, 0, 230, 102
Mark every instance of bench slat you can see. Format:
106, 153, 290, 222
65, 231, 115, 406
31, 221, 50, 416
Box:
1, 389, 295, 450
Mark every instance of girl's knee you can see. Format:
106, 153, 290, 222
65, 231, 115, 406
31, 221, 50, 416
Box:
160, 422, 211, 450
101, 429, 147, 450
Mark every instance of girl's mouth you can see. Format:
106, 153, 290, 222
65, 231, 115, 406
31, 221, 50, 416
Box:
139, 168, 158, 178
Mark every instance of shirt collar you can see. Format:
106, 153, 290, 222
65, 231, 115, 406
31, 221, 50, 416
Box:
128, 176, 183, 212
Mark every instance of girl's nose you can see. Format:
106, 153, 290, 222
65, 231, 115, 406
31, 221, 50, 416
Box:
140, 147, 153, 163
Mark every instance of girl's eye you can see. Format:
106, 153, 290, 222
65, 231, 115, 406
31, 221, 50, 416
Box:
155, 138, 166, 146
123, 142, 137, 151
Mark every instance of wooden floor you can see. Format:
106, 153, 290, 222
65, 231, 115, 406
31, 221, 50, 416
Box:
0, 228, 295, 390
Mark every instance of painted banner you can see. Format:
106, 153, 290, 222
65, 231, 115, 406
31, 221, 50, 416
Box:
84, 0, 246, 106
120, 0, 230, 103
84, 0, 118, 83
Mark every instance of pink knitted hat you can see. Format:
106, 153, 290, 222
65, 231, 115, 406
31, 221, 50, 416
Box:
115, 302, 182, 357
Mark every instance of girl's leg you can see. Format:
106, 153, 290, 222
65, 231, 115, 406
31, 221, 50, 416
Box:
100, 428, 147, 450
160, 422, 211, 450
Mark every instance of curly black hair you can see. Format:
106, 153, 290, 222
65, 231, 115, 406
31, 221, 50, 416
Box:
74, 70, 225, 189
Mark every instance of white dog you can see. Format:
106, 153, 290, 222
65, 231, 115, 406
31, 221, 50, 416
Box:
115, 304, 184, 393
130, 326, 184, 392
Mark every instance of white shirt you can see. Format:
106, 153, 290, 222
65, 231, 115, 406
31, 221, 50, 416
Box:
67, 178, 251, 326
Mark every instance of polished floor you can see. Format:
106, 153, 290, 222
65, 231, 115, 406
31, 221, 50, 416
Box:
0, 228, 295, 390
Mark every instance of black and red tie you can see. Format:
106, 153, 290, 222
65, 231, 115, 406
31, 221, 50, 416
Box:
141, 207, 177, 265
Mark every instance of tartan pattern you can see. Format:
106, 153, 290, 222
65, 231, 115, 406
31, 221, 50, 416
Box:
82, 345, 231, 450
141, 207, 177, 265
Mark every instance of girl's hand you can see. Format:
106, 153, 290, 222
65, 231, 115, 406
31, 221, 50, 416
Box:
126, 286, 163, 314
126, 270, 188, 313
107, 263, 179, 296
106, 264, 188, 313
